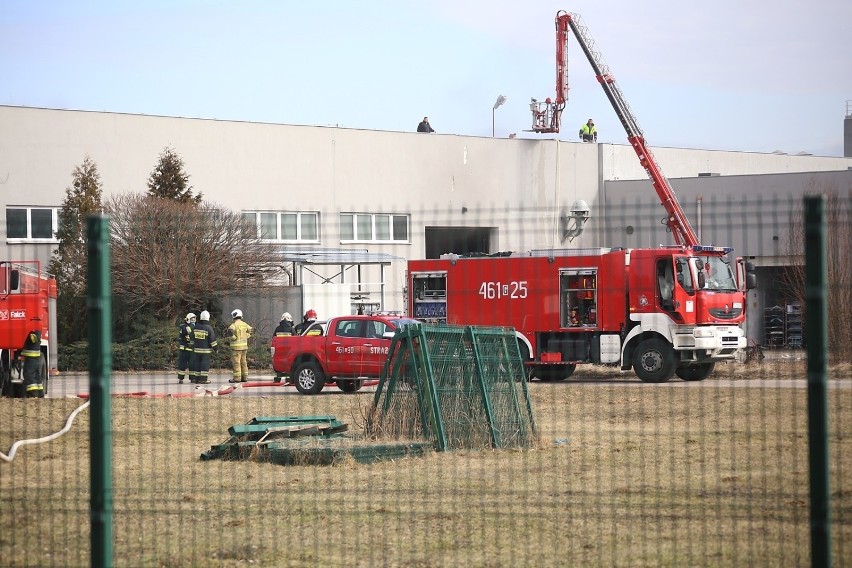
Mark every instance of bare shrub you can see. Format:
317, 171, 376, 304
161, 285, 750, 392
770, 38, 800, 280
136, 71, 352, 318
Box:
782, 182, 852, 360
105, 193, 283, 323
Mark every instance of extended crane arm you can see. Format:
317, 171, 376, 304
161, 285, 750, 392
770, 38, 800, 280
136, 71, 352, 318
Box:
537, 11, 700, 247
561, 12, 698, 246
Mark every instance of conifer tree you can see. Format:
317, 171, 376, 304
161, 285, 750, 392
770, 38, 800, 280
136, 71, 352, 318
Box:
48, 155, 103, 343
146, 147, 202, 203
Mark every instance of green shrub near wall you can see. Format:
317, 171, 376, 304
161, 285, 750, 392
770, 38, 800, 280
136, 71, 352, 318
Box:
58, 322, 273, 372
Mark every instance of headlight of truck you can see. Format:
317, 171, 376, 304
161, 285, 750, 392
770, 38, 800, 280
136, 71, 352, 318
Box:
693, 327, 715, 338
270, 346, 275, 356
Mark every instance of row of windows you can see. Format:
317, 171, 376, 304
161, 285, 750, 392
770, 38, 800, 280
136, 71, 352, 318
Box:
4, 207, 410, 245
241, 211, 410, 244
6, 207, 59, 242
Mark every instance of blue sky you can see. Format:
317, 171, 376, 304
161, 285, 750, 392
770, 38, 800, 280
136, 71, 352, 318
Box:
2, 0, 850, 156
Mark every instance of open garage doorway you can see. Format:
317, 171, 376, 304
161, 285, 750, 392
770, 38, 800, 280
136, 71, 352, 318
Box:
424, 227, 496, 259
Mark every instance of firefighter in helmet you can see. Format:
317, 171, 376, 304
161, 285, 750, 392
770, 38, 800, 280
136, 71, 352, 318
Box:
20, 329, 44, 398
227, 309, 253, 383
190, 310, 217, 384
177, 312, 196, 384
294, 309, 318, 335
272, 312, 295, 383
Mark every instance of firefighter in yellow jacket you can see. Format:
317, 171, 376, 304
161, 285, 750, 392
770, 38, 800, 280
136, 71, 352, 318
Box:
20, 329, 44, 398
228, 309, 253, 383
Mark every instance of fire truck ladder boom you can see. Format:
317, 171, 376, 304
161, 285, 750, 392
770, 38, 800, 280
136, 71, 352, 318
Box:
561, 11, 700, 247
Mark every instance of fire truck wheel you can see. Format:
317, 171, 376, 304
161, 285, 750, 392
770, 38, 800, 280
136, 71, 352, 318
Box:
517, 342, 533, 382
633, 338, 675, 383
11, 382, 26, 398
536, 364, 576, 382
294, 361, 326, 395
337, 379, 363, 393
675, 362, 715, 381
41, 358, 49, 397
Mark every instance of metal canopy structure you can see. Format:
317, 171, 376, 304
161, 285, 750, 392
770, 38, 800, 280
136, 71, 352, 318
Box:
278, 247, 403, 267
277, 248, 404, 313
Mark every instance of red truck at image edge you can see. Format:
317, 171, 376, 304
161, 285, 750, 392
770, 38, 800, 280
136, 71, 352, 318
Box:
0, 261, 57, 397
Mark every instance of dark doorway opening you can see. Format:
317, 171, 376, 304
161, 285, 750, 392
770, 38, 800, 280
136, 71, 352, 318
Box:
424, 227, 495, 259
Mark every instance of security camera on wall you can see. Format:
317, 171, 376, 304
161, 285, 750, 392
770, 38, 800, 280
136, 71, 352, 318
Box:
561, 199, 591, 243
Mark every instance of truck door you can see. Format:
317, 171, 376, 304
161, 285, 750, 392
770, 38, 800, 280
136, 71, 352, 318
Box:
674, 256, 696, 315
657, 256, 698, 324
327, 319, 368, 376
361, 319, 393, 376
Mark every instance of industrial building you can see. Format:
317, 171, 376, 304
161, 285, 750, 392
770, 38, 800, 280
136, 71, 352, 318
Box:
1, 104, 850, 345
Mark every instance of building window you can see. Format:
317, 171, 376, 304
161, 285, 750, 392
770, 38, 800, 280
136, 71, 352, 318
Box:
242, 211, 319, 243
340, 213, 409, 243
5, 207, 59, 242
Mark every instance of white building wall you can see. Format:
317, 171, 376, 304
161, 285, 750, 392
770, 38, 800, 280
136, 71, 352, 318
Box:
2, 104, 851, 314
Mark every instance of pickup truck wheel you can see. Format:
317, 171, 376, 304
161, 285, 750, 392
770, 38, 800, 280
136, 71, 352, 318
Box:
294, 362, 326, 395
633, 338, 675, 383
675, 362, 715, 381
337, 380, 363, 393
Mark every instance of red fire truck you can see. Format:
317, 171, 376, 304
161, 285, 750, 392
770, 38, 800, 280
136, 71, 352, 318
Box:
409, 247, 752, 382
0, 261, 57, 397
407, 12, 757, 383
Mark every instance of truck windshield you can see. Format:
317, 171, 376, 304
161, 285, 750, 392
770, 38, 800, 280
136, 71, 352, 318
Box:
696, 256, 736, 291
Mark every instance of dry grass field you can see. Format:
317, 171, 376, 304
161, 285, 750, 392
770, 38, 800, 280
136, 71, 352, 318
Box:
1, 359, 850, 567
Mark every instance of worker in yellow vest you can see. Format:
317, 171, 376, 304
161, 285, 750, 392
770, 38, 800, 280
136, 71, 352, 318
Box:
579, 118, 597, 142
227, 309, 253, 383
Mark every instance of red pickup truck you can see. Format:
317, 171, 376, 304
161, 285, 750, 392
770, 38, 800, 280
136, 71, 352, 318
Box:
271, 314, 419, 395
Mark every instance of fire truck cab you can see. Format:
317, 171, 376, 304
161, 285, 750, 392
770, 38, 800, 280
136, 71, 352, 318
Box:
408, 246, 753, 383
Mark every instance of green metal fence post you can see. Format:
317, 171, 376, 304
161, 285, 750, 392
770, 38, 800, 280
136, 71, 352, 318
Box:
88, 215, 113, 568
804, 196, 830, 568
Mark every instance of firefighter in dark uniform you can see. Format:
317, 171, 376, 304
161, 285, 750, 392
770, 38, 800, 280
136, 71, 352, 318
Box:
294, 309, 317, 335
177, 312, 195, 384
190, 310, 218, 384
20, 329, 44, 398
272, 312, 294, 383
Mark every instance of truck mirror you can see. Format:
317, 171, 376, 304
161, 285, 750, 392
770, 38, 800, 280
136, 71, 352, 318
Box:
9, 269, 19, 292
676, 273, 684, 286
697, 271, 706, 288
746, 273, 758, 290
745, 261, 756, 273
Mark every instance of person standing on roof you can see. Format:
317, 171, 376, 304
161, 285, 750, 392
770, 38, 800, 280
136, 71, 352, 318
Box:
579, 118, 597, 142
20, 329, 44, 398
177, 312, 196, 384
227, 309, 253, 383
417, 116, 435, 133
294, 309, 318, 335
190, 310, 217, 384
272, 312, 295, 384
